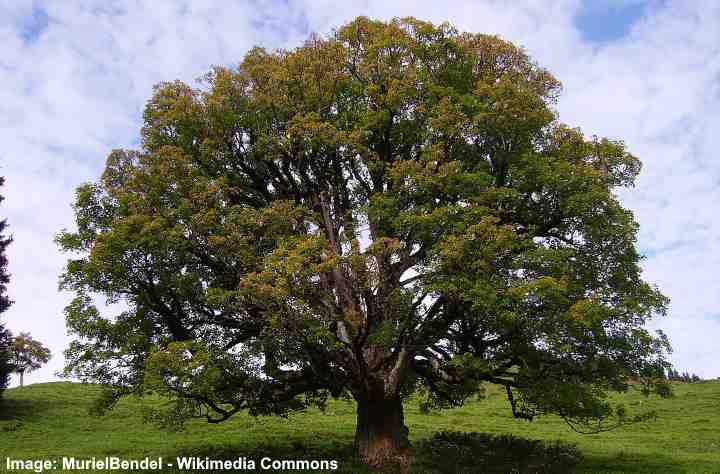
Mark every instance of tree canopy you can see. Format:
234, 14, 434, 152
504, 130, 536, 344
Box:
12, 333, 51, 387
58, 17, 670, 468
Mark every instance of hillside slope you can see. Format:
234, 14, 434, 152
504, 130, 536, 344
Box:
0, 381, 718, 473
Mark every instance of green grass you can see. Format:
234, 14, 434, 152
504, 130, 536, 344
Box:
1, 381, 718, 473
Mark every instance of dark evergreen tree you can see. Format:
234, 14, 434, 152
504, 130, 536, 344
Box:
0, 326, 11, 396
0, 176, 13, 397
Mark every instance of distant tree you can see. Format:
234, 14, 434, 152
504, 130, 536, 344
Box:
666, 368, 702, 383
12, 333, 51, 387
0, 175, 12, 397
57, 17, 671, 468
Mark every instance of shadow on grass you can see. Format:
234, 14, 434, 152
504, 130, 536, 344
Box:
0, 387, 80, 434
170, 440, 368, 473
160, 431, 584, 473
412, 431, 582, 474
0, 395, 56, 421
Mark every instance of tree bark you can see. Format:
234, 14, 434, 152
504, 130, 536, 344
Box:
354, 393, 410, 470
19, 370, 23, 387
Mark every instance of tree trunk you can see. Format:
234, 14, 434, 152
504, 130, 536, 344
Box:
19, 371, 23, 387
354, 393, 410, 470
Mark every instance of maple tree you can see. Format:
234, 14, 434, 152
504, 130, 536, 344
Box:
58, 17, 670, 468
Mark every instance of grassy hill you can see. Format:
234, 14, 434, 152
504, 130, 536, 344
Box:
0, 381, 718, 473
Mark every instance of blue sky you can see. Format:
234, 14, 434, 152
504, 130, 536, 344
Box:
18, 5, 49, 42
1, 0, 719, 386
574, 0, 649, 42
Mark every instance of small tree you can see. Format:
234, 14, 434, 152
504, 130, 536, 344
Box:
12, 333, 51, 387
58, 17, 671, 468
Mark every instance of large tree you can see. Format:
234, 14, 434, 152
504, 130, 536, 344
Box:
58, 17, 670, 468
0, 176, 13, 397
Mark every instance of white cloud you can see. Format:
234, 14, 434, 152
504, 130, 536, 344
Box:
1, 0, 718, 386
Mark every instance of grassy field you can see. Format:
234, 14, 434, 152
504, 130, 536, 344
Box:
0, 381, 718, 473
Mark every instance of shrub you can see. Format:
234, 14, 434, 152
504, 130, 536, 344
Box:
414, 431, 582, 473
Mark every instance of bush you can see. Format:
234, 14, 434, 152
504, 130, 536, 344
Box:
414, 431, 582, 473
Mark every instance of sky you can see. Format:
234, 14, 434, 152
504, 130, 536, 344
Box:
1, 0, 719, 387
